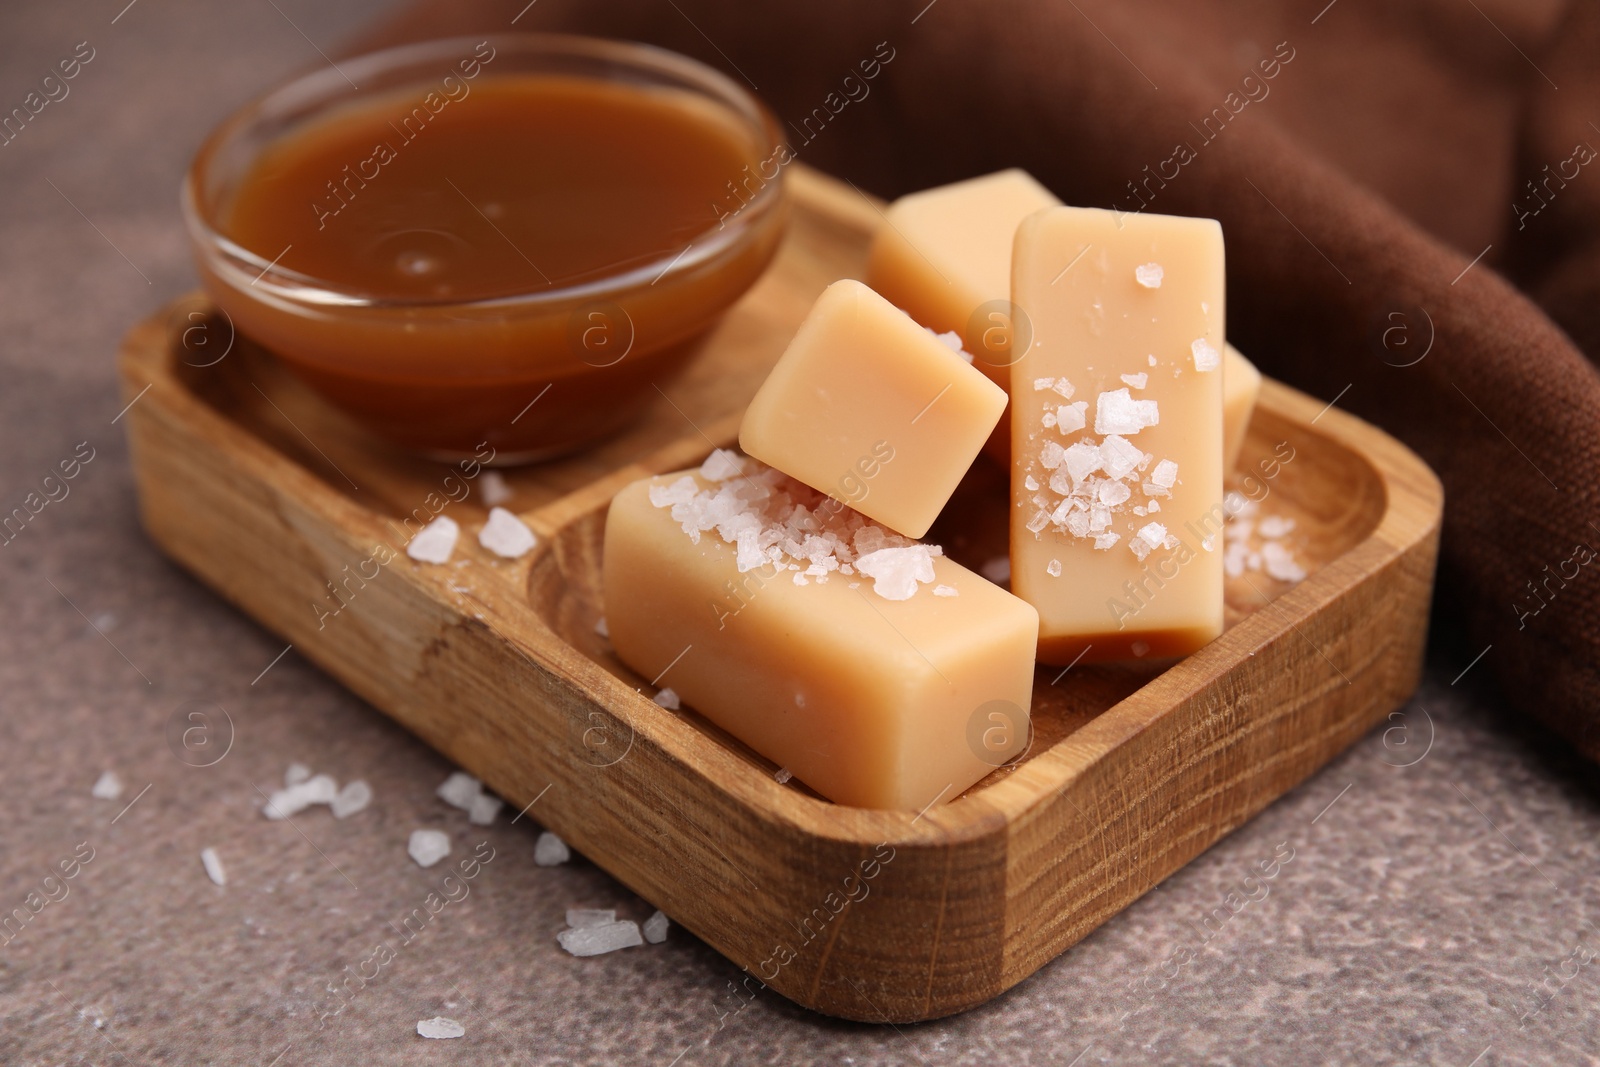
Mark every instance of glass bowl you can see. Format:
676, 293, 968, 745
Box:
182, 34, 788, 463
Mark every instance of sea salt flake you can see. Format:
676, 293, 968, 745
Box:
855, 546, 936, 601
1148, 354, 1158, 367
558, 920, 643, 957
1033, 377, 1056, 391
478, 469, 513, 506
1095, 389, 1159, 435
1052, 378, 1075, 399
699, 448, 745, 481
1099, 481, 1132, 507
408, 829, 451, 869
1024, 475, 1039, 492
1191, 338, 1220, 372
566, 908, 617, 928
437, 771, 482, 811
479, 507, 537, 559
331, 779, 372, 819
1135, 262, 1164, 288
933, 584, 959, 597
643, 910, 670, 944
417, 1017, 465, 1040
1039, 441, 1065, 470
653, 687, 681, 710
1056, 401, 1088, 435
1094, 532, 1121, 550
1120, 373, 1148, 389
91, 771, 122, 800
407, 515, 459, 564
1046, 559, 1062, 577
1042, 411, 1057, 428
535, 831, 570, 867
200, 847, 226, 887
1098, 435, 1146, 480
1262, 542, 1308, 582
775, 767, 793, 783
468, 793, 503, 826
930, 329, 973, 362
1151, 459, 1179, 488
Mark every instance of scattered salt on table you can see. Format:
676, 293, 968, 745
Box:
478, 507, 537, 559
534, 831, 570, 867
200, 847, 226, 887
467, 794, 503, 826
436, 771, 482, 811
91, 770, 122, 800
417, 1017, 465, 1040
331, 779, 372, 819
557, 920, 643, 957
407, 516, 459, 564
408, 829, 451, 868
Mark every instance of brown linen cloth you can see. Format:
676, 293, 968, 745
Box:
359, 0, 1600, 756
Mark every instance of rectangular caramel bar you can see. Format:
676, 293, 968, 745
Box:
603, 458, 1038, 810
1011, 207, 1225, 663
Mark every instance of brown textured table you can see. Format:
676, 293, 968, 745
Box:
1, 2, 1597, 1064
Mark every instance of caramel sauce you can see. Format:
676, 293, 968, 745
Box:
205, 73, 782, 459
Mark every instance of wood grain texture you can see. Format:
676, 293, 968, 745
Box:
118, 164, 1441, 1022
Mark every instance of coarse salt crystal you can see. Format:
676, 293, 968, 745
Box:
408, 829, 450, 869
1148, 354, 1158, 367
1042, 411, 1057, 429
1191, 338, 1220, 372
468, 794, 503, 826
91, 770, 122, 800
933, 584, 959, 597
643, 910, 670, 944
558, 920, 643, 957
1120, 373, 1148, 389
301, 774, 338, 805
407, 515, 459, 564
930, 329, 974, 362
1151, 459, 1179, 488
775, 767, 793, 783
1024, 475, 1040, 492
1033, 377, 1056, 391
200, 847, 226, 887
331, 779, 372, 819
980, 556, 1011, 585
535, 831, 570, 867
284, 763, 311, 787
594, 616, 609, 638
1135, 263, 1164, 288
653, 687, 681, 710
1095, 389, 1160, 435
1046, 559, 1062, 577
1040, 441, 1065, 470
699, 448, 745, 482
437, 772, 482, 811
855, 545, 937, 601
1098, 435, 1146, 480
566, 908, 617, 928
478, 469, 513, 506
1052, 378, 1075, 399
479, 507, 537, 559
1094, 532, 1120, 551
1056, 401, 1088, 434
417, 1017, 465, 1040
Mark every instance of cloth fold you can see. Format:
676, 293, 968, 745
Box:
359, 0, 1600, 757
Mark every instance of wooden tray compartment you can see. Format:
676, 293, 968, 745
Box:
119, 166, 1441, 1023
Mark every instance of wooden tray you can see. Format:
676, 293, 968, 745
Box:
118, 165, 1441, 1023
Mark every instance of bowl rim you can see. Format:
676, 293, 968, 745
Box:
181, 32, 788, 311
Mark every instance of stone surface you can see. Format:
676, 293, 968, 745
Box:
0, 1, 1595, 1064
